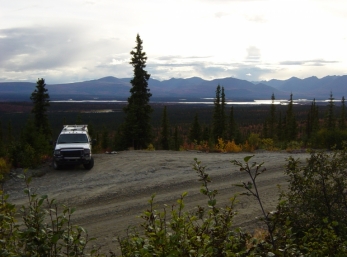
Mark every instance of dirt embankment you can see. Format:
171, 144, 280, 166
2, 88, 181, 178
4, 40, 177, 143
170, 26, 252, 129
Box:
3, 150, 310, 254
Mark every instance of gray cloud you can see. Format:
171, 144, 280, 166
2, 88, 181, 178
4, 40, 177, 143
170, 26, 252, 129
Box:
215, 12, 230, 18
0, 25, 130, 83
245, 14, 267, 23
0, 27, 88, 71
154, 55, 211, 61
246, 46, 261, 62
280, 59, 339, 66
147, 57, 276, 82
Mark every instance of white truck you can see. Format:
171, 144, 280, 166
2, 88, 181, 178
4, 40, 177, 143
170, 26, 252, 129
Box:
53, 125, 95, 170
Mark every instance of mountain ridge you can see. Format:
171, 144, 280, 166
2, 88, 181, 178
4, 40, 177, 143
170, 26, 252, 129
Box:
0, 75, 346, 101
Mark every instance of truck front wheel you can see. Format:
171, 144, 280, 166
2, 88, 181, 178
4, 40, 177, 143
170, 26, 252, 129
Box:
53, 160, 62, 170
83, 157, 94, 170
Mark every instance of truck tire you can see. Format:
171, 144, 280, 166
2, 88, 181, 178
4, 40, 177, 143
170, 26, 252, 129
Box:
84, 157, 94, 170
53, 160, 62, 170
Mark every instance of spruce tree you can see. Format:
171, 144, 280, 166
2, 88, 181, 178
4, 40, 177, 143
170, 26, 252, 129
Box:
277, 111, 284, 141
212, 85, 226, 140
7, 121, 13, 144
173, 126, 180, 151
263, 94, 276, 139
0, 121, 3, 157
189, 113, 201, 143
160, 106, 170, 150
284, 93, 297, 141
269, 93, 276, 139
227, 106, 240, 143
221, 86, 226, 137
201, 126, 210, 142
30, 78, 51, 137
122, 34, 153, 149
338, 96, 346, 130
306, 98, 319, 139
325, 92, 335, 130
0, 121, 2, 145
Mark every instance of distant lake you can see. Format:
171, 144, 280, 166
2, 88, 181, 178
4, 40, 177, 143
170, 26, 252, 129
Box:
51, 98, 336, 105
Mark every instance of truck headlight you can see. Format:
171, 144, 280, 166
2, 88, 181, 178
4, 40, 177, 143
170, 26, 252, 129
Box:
84, 149, 91, 155
54, 150, 61, 155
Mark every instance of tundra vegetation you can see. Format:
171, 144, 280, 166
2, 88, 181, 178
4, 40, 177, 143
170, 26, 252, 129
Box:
1, 34, 347, 255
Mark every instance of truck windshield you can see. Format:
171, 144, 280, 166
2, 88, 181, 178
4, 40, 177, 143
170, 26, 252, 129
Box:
57, 134, 89, 144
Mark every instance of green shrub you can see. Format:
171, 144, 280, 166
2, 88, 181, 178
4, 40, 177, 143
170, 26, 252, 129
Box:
315, 128, 347, 149
273, 148, 347, 255
0, 171, 100, 256
117, 159, 250, 256
285, 140, 302, 152
0, 157, 11, 179
8, 142, 41, 168
247, 133, 261, 150
260, 138, 276, 151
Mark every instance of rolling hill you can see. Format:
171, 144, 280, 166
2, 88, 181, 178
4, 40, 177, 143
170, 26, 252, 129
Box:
0, 75, 346, 101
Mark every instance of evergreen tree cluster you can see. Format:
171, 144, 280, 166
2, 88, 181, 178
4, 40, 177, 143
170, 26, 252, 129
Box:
0, 78, 53, 168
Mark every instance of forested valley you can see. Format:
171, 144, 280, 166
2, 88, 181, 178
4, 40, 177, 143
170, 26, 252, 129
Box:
0, 91, 346, 159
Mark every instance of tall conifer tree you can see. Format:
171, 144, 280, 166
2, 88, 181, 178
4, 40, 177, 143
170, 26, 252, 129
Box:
338, 96, 346, 130
122, 34, 153, 149
227, 106, 240, 143
221, 86, 226, 137
324, 92, 335, 130
212, 85, 226, 140
160, 106, 170, 150
306, 98, 319, 139
284, 94, 297, 141
269, 93, 276, 139
277, 111, 284, 141
189, 113, 201, 143
30, 78, 51, 137
7, 121, 13, 144
173, 126, 180, 151
263, 93, 276, 139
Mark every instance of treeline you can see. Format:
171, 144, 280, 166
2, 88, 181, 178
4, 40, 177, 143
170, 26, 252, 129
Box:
147, 90, 347, 153
0, 92, 346, 162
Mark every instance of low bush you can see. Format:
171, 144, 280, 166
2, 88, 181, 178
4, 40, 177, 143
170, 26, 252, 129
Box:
260, 138, 277, 151
214, 138, 242, 153
0, 157, 11, 180
285, 140, 303, 152
0, 170, 101, 256
117, 159, 249, 256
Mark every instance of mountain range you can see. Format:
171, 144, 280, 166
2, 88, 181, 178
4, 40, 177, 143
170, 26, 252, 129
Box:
0, 75, 346, 101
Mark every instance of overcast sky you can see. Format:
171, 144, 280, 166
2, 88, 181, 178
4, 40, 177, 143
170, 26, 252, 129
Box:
1, 0, 347, 84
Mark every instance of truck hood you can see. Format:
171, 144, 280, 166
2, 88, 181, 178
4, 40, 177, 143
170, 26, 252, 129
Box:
55, 143, 90, 150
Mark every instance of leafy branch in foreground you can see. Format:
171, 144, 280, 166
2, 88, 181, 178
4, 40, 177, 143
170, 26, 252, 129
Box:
277, 148, 347, 255
0, 170, 101, 256
231, 156, 275, 248
117, 159, 248, 256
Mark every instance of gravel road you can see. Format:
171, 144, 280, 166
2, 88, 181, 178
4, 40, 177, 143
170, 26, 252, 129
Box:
3, 150, 310, 254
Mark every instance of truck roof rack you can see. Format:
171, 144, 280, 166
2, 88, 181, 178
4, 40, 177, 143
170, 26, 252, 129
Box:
62, 125, 88, 132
